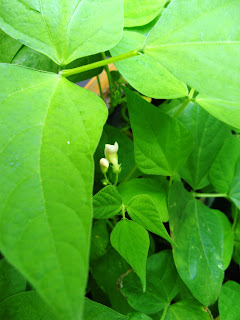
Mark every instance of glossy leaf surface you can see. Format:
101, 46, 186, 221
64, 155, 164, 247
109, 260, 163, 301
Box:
0, 64, 107, 320
165, 301, 210, 320
0, 0, 124, 64
110, 219, 149, 291
124, 87, 193, 176
219, 281, 240, 320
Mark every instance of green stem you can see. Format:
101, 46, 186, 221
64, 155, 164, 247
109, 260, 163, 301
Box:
97, 75, 103, 100
103, 173, 112, 185
160, 304, 169, 320
232, 204, 239, 231
101, 52, 114, 104
114, 172, 119, 186
120, 164, 138, 184
192, 192, 227, 198
59, 49, 140, 77
169, 176, 173, 188
121, 204, 126, 219
173, 88, 195, 118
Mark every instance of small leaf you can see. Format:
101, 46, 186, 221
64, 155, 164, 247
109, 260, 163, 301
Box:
124, 87, 193, 176
118, 177, 169, 222
165, 301, 210, 320
127, 194, 175, 246
219, 281, 240, 320
110, 220, 149, 291
93, 185, 123, 219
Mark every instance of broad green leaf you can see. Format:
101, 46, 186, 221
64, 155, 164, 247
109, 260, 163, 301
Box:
178, 102, 230, 190
0, 259, 26, 302
83, 298, 128, 320
0, 64, 107, 320
196, 94, 240, 129
0, 29, 22, 62
91, 248, 133, 314
124, 87, 193, 176
233, 209, 240, 265
165, 301, 210, 320
110, 219, 149, 291
93, 185, 122, 219
209, 136, 240, 209
90, 220, 109, 263
144, 0, 240, 100
110, 31, 188, 99
128, 313, 153, 320
121, 250, 182, 314
0, 0, 124, 65
118, 177, 169, 222
219, 281, 240, 320
169, 183, 224, 306
0, 291, 57, 320
127, 194, 175, 245
124, 0, 167, 27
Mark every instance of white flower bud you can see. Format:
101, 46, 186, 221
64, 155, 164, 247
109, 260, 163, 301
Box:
104, 142, 119, 165
100, 158, 109, 174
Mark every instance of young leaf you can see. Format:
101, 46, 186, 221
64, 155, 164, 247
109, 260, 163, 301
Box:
0, 259, 26, 303
124, 0, 168, 27
0, 64, 107, 320
169, 183, 224, 306
118, 177, 169, 222
196, 94, 240, 129
110, 31, 188, 99
209, 136, 240, 209
121, 250, 182, 314
144, 0, 240, 101
165, 301, 210, 320
178, 102, 230, 190
0, 0, 124, 65
93, 185, 123, 219
110, 219, 149, 291
127, 194, 175, 246
219, 281, 240, 320
124, 87, 193, 176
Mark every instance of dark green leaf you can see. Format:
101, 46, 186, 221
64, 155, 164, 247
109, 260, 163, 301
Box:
219, 281, 240, 320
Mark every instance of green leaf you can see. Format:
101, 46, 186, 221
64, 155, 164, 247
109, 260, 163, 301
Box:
0, 64, 107, 320
209, 136, 240, 208
0, 29, 22, 63
0, 291, 57, 320
128, 312, 153, 320
110, 31, 188, 99
90, 220, 109, 263
0, 259, 26, 303
144, 0, 240, 100
110, 219, 149, 291
169, 183, 224, 306
124, 0, 167, 27
0, 0, 124, 65
121, 250, 182, 314
196, 94, 240, 129
178, 102, 230, 190
124, 87, 193, 176
83, 298, 128, 320
118, 177, 169, 222
127, 194, 175, 245
165, 301, 210, 320
219, 281, 240, 320
93, 186, 123, 219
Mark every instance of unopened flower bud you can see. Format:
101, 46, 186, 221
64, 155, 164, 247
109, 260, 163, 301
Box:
100, 158, 109, 174
104, 142, 119, 165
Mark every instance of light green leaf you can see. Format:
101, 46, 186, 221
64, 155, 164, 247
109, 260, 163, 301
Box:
0, 259, 26, 303
90, 220, 109, 263
124, 87, 193, 176
93, 185, 123, 219
128, 312, 153, 320
165, 301, 210, 320
110, 219, 149, 291
0, 29, 22, 63
178, 102, 230, 190
0, 291, 57, 320
118, 177, 169, 222
144, 0, 240, 100
127, 194, 175, 245
110, 31, 188, 99
219, 281, 240, 320
196, 94, 240, 129
0, 63, 107, 320
124, 0, 167, 27
209, 136, 240, 209
0, 0, 124, 65
121, 250, 182, 314
169, 183, 224, 306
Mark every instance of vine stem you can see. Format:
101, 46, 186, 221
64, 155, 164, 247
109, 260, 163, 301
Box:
59, 49, 140, 77
160, 304, 169, 320
97, 75, 103, 100
192, 192, 227, 198
173, 88, 195, 118
101, 52, 114, 105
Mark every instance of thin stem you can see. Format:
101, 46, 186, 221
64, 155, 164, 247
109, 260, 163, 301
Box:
189, 88, 195, 99
114, 172, 119, 186
160, 304, 169, 320
97, 75, 103, 100
173, 98, 189, 118
192, 192, 227, 198
121, 204, 126, 219
169, 176, 173, 188
232, 204, 239, 231
101, 52, 114, 105
59, 49, 140, 77
103, 173, 112, 185
120, 164, 138, 184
